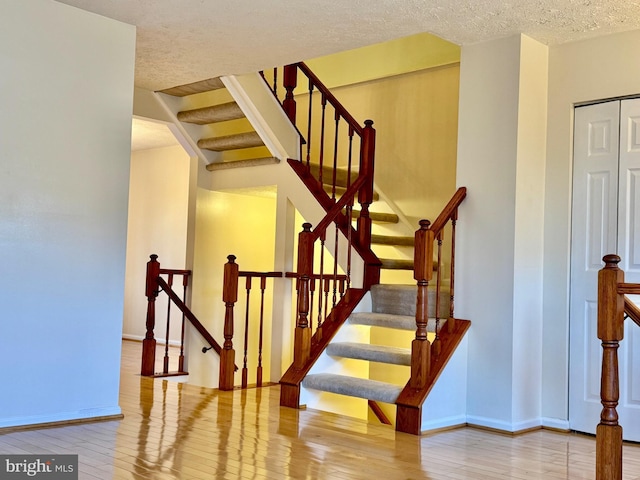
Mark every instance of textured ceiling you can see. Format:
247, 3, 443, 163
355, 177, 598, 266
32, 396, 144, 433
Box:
55, 0, 640, 92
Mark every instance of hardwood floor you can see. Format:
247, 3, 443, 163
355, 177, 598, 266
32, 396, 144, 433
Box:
2, 340, 640, 479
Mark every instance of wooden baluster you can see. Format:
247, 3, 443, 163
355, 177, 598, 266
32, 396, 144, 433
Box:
596, 254, 625, 480
257, 276, 267, 387
331, 111, 340, 200
432, 232, 444, 358
317, 231, 326, 329
294, 223, 314, 369
332, 224, 339, 309
448, 211, 458, 333
339, 278, 345, 300
283, 64, 297, 123
306, 79, 314, 168
163, 273, 174, 374
178, 272, 188, 372
142, 254, 160, 376
318, 94, 327, 183
242, 275, 252, 389
346, 126, 355, 289
272, 67, 278, 99
323, 278, 330, 323
219, 255, 239, 391
357, 121, 376, 270
411, 220, 434, 389
309, 277, 316, 339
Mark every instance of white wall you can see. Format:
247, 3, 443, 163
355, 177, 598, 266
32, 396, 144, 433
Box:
123, 145, 191, 343
542, 29, 640, 424
456, 35, 547, 431
0, 1, 135, 427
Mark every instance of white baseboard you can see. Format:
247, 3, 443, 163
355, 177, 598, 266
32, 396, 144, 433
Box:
0, 406, 122, 429
466, 415, 542, 433
122, 334, 182, 347
421, 414, 467, 433
541, 417, 570, 431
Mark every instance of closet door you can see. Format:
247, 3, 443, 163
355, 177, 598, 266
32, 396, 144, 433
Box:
569, 100, 620, 437
616, 99, 640, 439
570, 98, 640, 440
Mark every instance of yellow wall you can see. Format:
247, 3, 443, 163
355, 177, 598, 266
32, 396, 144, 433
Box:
187, 188, 277, 387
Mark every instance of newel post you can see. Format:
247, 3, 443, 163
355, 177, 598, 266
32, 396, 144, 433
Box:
596, 254, 625, 480
219, 255, 239, 391
357, 120, 376, 252
411, 220, 434, 389
294, 223, 314, 369
283, 64, 298, 123
141, 254, 160, 376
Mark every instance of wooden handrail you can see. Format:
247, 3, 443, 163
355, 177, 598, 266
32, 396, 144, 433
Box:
157, 276, 224, 357
430, 187, 467, 235
625, 296, 640, 328
295, 62, 363, 134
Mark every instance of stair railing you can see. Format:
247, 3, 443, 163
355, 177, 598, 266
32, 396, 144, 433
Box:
141, 254, 225, 377
395, 187, 468, 434
263, 62, 377, 253
596, 254, 640, 480
263, 62, 383, 408
219, 255, 283, 391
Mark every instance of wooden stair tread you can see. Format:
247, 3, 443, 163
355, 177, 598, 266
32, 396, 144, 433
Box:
178, 102, 244, 125
206, 157, 280, 171
302, 373, 402, 404
159, 77, 225, 97
371, 234, 414, 246
198, 131, 264, 151
327, 342, 411, 366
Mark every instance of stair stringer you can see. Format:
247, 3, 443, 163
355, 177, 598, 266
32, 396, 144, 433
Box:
221, 73, 300, 161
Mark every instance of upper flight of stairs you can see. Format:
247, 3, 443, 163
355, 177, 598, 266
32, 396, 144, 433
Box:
157, 77, 279, 170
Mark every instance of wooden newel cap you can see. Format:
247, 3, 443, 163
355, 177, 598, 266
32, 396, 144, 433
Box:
302, 222, 312, 232
364, 119, 374, 127
419, 219, 431, 230
603, 254, 621, 268
227, 254, 237, 263
149, 254, 158, 262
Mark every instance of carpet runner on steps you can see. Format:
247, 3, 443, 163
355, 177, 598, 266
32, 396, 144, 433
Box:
301, 283, 450, 407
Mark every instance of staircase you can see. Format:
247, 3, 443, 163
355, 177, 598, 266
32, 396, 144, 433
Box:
152, 62, 469, 435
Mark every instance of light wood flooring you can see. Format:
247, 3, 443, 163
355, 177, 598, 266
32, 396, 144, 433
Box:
3, 340, 640, 479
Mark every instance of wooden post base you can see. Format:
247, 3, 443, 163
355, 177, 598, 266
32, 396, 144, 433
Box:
596, 423, 622, 480
280, 383, 301, 408
219, 348, 236, 391
141, 338, 156, 376
410, 339, 430, 389
396, 404, 422, 435
293, 327, 311, 369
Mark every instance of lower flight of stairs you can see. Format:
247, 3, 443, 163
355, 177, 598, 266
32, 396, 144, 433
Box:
301, 283, 450, 412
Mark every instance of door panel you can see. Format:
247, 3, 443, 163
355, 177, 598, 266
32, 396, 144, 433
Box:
569, 100, 619, 436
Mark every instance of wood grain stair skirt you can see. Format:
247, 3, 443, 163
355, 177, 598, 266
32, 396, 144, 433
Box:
286, 283, 468, 434
158, 77, 278, 171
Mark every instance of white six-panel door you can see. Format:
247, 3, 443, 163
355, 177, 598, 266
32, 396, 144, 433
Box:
570, 98, 640, 440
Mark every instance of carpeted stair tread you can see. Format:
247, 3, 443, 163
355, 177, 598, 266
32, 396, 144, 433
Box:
371, 283, 450, 318
309, 164, 357, 189
178, 102, 244, 125
302, 373, 402, 404
198, 131, 264, 151
324, 184, 380, 202
371, 234, 414, 246
159, 77, 225, 97
346, 209, 399, 224
379, 258, 414, 270
348, 312, 435, 331
327, 342, 411, 366
206, 157, 280, 171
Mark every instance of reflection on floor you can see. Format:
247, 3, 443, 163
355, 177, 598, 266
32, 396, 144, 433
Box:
2, 340, 640, 479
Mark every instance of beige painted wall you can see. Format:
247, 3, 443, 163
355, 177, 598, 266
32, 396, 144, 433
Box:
123, 145, 192, 343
